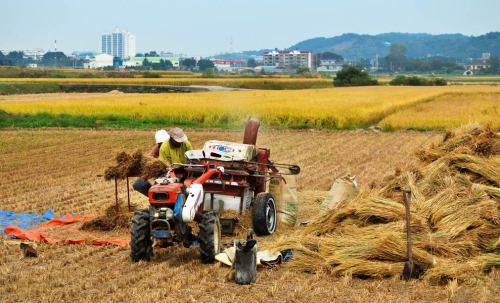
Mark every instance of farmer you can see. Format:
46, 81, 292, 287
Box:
148, 129, 169, 158
159, 127, 193, 168
132, 129, 170, 197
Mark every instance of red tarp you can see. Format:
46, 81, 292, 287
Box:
4, 213, 129, 247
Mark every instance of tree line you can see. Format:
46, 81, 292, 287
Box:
2, 46, 499, 75
0, 50, 216, 71
316, 44, 500, 75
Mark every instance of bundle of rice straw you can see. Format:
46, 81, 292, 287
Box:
80, 201, 136, 231
267, 123, 500, 284
140, 160, 168, 180
103, 150, 168, 181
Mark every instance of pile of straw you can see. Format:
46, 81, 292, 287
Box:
103, 150, 167, 181
80, 202, 136, 231
268, 123, 500, 284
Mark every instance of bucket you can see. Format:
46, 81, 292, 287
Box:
234, 230, 257, 285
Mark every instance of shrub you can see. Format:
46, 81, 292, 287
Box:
201, 71, 218, 78
106, 71, 135, 78
431, 78, 448, 86
52, 73, 68, 78
333, 66, 378, 87
77, 72, 105, 78
389, 75, 408, 85
389, 75, 447, 86
142, 72, 161, 78
407, 76, 424, 86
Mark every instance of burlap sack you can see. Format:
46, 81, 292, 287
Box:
269, 175, 298, 226
319, 174, 359, 213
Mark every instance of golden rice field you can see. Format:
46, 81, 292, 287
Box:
0, 77, 328, 86
380, 92, 500, 129
3, 128, 499, 303
1, 85, 500, 129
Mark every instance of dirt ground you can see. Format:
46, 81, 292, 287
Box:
1, 128, 498, 303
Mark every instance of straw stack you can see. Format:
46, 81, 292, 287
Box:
267, 123, 500, 284
103, 149, 167, 180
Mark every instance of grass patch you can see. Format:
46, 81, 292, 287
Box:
0, 111, 247, 129
0, 83, 62, 95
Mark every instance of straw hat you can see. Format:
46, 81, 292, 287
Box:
169, 127, 187, 143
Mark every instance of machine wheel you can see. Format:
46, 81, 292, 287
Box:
198, 210, 222, 264
252, 193, 277, 236
130, 209, 153, 262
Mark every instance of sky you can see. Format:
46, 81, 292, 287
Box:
1, 0, 499, 57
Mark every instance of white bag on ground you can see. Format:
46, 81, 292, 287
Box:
215, 247, 282, 268
269, 175, 298, 226
319, 174, 359, 213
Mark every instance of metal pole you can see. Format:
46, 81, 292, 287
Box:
115, 178, 119, 216
403, 189, 412, 262
126, 176, 131, 212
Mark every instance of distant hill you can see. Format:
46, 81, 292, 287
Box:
214, 32, 500, 61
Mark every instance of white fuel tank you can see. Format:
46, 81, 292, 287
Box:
203, 140, 255, 161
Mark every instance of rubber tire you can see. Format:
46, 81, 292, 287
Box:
252, 192, 277, 236
198, 211, 222, 264
130, 209, 153, 262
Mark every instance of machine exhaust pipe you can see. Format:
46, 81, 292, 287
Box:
243, 118, 260, 146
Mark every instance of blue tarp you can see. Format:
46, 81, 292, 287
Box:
0, 210, 56, 235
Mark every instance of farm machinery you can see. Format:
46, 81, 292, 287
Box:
130, 119, 300, 263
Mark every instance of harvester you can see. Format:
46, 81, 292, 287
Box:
130, 119, 300, 263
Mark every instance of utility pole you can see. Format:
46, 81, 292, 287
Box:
54, 40, 57, 68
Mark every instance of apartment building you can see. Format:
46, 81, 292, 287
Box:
101, 28, 136, 59
263, 49, 314, 69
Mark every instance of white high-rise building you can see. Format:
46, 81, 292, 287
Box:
101, 28, 136, 59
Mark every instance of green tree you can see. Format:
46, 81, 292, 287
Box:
385, 44, 407, 71
333, 66, 378, 87
41, 51, 71, 67
164, 59, 173, 69
144, 51, 159, 57
247, 58, 257, 67
485, 56, 500, 74
315, 52, 343, 67
430, 60, 443, 71
142, 57, 150, 67
165, 59, 174, 70
181, 58, 197, 70
355, 58, 371, 70
417, 61, 431, 72
296, 66, 311, 77
389, 75, 446, 86
113, 56, 123, 67
321, 52, 343, 61
197, 59, 214, 71
7, 51, 25, 65
151, 59, 174, 70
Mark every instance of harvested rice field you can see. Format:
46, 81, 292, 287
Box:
1, 127, 500, 303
